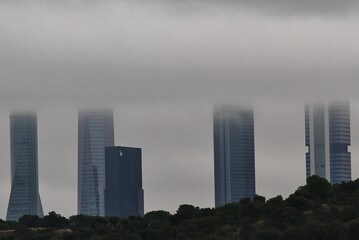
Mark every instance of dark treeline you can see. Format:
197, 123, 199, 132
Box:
1, 176, 359, 240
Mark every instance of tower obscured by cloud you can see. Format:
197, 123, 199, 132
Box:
6, 112, 43, 221
213, 106, 256, 207
105, 146, 144, 218
78, 110, 114, 216
305, 102, 351, 184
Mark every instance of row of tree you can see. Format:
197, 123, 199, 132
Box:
0, 175, 359, 239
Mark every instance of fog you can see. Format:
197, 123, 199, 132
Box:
0, 0, 358, 218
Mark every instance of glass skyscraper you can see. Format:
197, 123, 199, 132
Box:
213, 106, 256, 208
78, 109, 114, 216
6, 112, 44, 221
305, 102, 351, 184
105, 146, 144, 218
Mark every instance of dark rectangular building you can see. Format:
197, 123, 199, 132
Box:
105, 146, 144, 217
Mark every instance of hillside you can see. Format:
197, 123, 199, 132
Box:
1, 175, 359, 240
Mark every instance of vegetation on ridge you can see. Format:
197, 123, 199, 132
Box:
1, 175, 359, 239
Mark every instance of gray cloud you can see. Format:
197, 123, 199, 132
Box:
4, 0, 359, 16
176, 0, 359, 16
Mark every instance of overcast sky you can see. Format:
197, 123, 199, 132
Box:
1, 0, 359, 219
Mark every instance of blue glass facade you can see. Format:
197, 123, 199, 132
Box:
329, 102, 351, 184
6, 113, 44, 221
78, 110, 114, 216
213, 106, 255, 207
105, 146, 144, 217
305, 102, 351, 184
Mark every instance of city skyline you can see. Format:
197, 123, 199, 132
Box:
0, 103, 358, 219
1, 0, 359, 220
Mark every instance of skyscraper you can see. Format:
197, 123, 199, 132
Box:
7, 112, 43, 221
213, 106, 256, 208
78, 109, 114, 216
105, 146, 144, 217
305, 102, 351, 184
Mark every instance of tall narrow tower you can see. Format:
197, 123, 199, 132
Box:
7, 112, 43, 221
78, 109, 114, 216
213, 106, 255, 207
305, 102, 351, 184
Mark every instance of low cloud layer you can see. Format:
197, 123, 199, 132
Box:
1, 1, 359, 107
4, 0, 359, 16
177, 0, 359, 15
